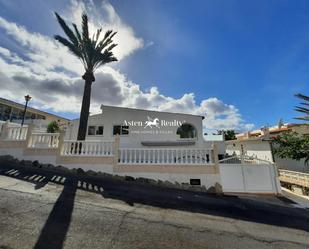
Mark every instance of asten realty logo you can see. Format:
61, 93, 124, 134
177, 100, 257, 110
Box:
123, 116, 185, 130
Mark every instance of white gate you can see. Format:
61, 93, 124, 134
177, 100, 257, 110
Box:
219, 156, 281, 194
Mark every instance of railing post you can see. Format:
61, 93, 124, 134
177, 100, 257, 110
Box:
0, 120, 10, 140
25, 124, 34, 147
240, 154, 244, 164
113, 134, 120, 165
212, 142, 219, 164
57, 130, 65, 155
212, 142, 220, 173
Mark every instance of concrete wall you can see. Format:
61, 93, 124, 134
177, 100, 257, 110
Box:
203, 134, 224, 141
226, 140, 273, 162
117, 172, 221, 189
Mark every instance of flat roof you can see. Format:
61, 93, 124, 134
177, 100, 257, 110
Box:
100, 104, 205, 119
0, 97, 70, 121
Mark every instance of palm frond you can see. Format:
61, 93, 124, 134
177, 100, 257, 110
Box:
82, 13, 89, 41
54, 35, 82, 57
294, 93, 309, 121
107, 43, 117, 51
294, 107, 309, 115
295, 93, 309, 101
54, 12, 117, 73
295, 116, 309, 121
92, 28, 102, 47
54, 12, 78, 45
95, 31, 117, 52
72, 23, 82, 43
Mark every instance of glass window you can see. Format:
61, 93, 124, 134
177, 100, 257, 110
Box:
113, 125, 129, 135
96, 126, 104, 135
88, 126, 96, 135
113, 125, 121, 135
88, 126, 104, 136
176, 124, 197, 139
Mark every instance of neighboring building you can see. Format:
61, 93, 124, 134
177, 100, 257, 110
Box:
235, 123, 309, 140
66, 105, 226, 154
226, 123, 309, 173
0, 97, 70, 126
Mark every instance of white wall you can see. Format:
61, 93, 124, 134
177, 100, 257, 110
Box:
226, 140, 273, 162
204, 134, 224, 141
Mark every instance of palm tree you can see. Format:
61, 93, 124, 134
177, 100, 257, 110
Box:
295, 93, 309, 121
54, 12, 117, 140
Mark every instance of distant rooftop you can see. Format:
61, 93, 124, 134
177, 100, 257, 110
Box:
234, 123, 309, 141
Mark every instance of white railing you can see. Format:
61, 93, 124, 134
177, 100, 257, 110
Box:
118, 148, 213, 165
5, 125, 28, 140
28, 133, 60, 148
61, 140, 114, 156
219, 155, 272, 165
279, 169, 309, 187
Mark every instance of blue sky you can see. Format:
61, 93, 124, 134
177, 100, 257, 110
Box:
0, 0, 307, 132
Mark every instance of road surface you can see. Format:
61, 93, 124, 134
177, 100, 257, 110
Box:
0, 164, 308, 249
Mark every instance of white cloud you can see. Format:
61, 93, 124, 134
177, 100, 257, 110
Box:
0, 15, 83, 76
0, 0, 254, 133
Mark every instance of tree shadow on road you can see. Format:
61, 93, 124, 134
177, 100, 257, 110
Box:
1, 163, 309, 236
32, 177, 77, 249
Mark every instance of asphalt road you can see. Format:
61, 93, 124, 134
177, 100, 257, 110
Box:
0, 163, 308, 249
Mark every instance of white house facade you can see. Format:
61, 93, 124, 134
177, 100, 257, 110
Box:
66, 105, 223, 152
0, 104, 281, 194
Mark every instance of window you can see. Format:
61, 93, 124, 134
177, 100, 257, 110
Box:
113, 125, 129, 135
177, 123, 197, 139
88, 126, 104, 136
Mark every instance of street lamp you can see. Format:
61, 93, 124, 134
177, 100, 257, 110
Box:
21, 94, 32, 127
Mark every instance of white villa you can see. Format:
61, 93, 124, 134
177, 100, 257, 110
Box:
0, 103, 282, 194
66, 105, 224, 153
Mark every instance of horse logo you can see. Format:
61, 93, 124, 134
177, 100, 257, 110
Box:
144, 116, 160, 128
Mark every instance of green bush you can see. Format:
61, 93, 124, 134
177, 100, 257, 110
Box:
47, 121, 59, 133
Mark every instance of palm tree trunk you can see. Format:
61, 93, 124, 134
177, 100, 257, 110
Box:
77, 72, 95, 141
